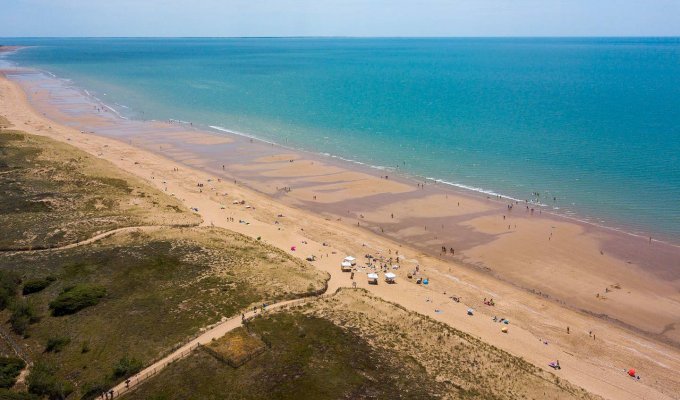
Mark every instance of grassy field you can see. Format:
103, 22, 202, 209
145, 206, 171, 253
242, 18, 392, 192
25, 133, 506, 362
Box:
0, 227, 327, 398
127, 290, 600, 400
128, 312, 442, 400
0, 128, 200, 250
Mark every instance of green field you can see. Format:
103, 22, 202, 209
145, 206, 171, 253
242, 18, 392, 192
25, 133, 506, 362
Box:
128, 312, 442, 400
0, 227, 327, 399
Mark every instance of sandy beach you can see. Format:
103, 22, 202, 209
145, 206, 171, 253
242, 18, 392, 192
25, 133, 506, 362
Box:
2, 68, 680, 399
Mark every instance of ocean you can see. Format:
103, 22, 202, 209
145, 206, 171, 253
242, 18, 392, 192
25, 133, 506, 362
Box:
3, 37, 680, 241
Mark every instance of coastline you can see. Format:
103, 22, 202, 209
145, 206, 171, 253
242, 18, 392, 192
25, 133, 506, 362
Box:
2, 61, 675, 240
2, 67, 680, 399
8, 65, 680, 330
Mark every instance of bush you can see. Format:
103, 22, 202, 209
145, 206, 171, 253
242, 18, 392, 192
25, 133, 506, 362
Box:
9, 299, 39, 336
48, 285, 106, 316
81, 340, 90, 354
45, 336, 71, 353
27, 361, 74, 400
22, 276, 56, 295
112, 356, 143, 380
0, 271, 21, 310
0, 357, 26, 388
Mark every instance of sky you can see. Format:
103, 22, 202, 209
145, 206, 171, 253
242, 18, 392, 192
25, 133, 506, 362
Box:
1, 0, 679, 37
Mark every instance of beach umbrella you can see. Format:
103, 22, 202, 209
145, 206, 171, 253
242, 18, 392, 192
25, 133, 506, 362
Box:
467, 308, 474, 316
344, 256, 356, 262
628, 369, 636, 377
501, 326, 508, 333
385, 272, 396, 279
290, 246, 296, 251
341, 261, 352, 268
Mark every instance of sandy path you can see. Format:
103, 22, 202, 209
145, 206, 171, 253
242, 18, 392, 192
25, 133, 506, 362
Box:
1, 72, 678, 400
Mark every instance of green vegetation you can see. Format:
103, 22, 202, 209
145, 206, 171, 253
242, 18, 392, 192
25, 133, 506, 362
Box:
26, 361, 73, 400
129, 290, 600, 400
0, 228, 327, 398
48, 285, 106, 316
44, 337, 70, 353
0, 130, 200, 250
0, 357, 25, 389
9, 299, 39, 336
22, 277, 56, 296
0, 272, 21, 311
0, 390, 39, 400
0, 128, 327, 398
111, 356, 143, 380
129, 312, 441, 400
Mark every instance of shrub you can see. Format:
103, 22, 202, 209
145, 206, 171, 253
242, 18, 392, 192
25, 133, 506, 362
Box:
0, 271, 21, 310
9, 299, 39, 336
112, 356, 143, 380
22, 276, 56, 295
27, 361, 74, 400
48, 285, 106, 316
0, 357, 26, 388
45, 336, 71, 353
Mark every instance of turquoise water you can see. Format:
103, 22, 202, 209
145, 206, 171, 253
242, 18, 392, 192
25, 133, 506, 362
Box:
4, 38, 680, 241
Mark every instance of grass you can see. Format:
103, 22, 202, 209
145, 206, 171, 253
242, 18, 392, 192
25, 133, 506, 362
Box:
128, 290, 601, 400
128, 312, 442, 400
0, 227, 327, 399
0, 130, 200, 250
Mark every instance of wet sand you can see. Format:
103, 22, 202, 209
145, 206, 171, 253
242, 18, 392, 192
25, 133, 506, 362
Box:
2, 68, 680, 399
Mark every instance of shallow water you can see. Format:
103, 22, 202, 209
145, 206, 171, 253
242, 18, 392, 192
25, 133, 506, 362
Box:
3, 37, 680, 241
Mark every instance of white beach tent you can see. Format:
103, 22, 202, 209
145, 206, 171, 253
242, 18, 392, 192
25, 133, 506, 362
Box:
344, 256, 357, 266
341, 260, 353, 272
367, 273, 379, 284
385, 272, 396, 283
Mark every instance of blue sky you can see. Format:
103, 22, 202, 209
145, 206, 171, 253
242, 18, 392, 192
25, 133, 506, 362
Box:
1, 0, 679, 37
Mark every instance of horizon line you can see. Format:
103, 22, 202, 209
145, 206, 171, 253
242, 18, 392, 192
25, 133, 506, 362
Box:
2, 35, 680, 40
